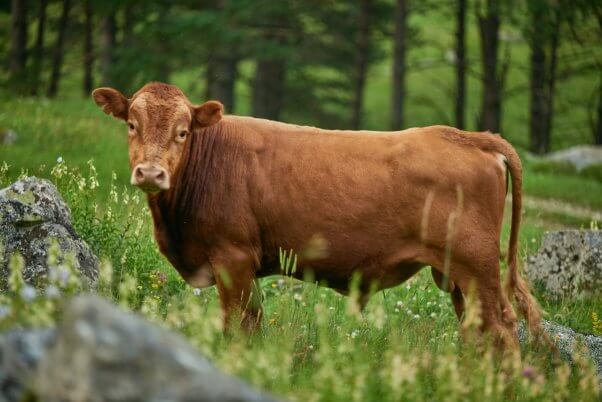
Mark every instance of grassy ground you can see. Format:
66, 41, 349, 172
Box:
0, 94, 601, 400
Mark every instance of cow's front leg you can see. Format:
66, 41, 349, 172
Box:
210, 248, 263, 333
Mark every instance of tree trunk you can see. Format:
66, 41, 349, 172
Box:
541, 17, 559, 154
477, 0, 501, 133
206, 56, 239, 113
351, 0, 371, 130
100, 12, 116, 86
123, 3, 134, 46
31, 0, 47, 95
391, 0, 408, 130
252, 58, 286, 120
594, 74, 602, 145
529, 6, 546, 154
83, 0, 94, 95
454, 0, 466, 129
203, 0, 239, 112
9, 0, 28, 93
47, 0, 71, 98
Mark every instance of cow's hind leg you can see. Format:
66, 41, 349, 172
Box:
452, 262, 519, 350
428, 257, 519, 351
431, 268, 464, 320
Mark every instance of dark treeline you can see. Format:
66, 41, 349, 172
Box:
2, 0, 601, 152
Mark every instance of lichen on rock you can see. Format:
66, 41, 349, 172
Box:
525, 230, 602, 300
0, 177, 98, 289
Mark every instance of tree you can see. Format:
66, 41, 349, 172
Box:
252, 45, 287, 120
31, 0, 47, 96
83, 0, 94, 95
476, 0, 503, 132
204, 0, 240, 113
47, 0, 71, 97
350, 0, 372, 130
100, 11, 116, 86
527, 0, 561, 154
251, 3, 292, 120
454, 0, 467, 129
594, 74, 602, 145
391, 0, 408, 130
9, 0, 28, 93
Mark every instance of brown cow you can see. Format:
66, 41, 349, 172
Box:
92, 82, 541, 348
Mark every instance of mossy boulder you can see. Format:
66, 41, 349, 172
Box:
0, 177, 98, 289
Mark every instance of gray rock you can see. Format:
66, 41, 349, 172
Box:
0, 177, 98, 289
0, 329, 55, 402
542, 145, 602, 171
34, 296, 278, 402
525, 230, 601, 299
519, 319, 602, 383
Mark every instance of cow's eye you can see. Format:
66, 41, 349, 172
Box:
178, 130, 188, 140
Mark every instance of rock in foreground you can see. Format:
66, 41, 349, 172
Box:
0, 329, 54, 402
519, 319, 602, 384
525, 230, 601, 299
0, 177, 98, 289
0, 296, 278, 402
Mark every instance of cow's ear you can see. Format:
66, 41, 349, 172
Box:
92, 87, 129, 121
194, 100, 224, 127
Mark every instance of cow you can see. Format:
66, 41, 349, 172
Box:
92, 82, 541, 348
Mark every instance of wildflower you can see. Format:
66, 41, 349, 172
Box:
293, 293, 303, 301
394, 308, 400, 313
20, 284, 36, 301
522, 366, 536, 380
0, 305, 10, 319
396, 300, 403, 307
56, 156, 63, 163
413, 314, 420, 320
193, 288, 201, 296
45, 285, 60, 299
328, 306, 335, 311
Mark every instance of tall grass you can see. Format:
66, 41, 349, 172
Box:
0, 161, 600, 401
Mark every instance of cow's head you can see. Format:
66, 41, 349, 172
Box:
92, 82, 223, 193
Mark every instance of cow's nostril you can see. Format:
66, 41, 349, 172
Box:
135, 167, 144, 179
156, 170, 166, 181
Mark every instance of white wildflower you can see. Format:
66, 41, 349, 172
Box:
0, 305, 10, 319
20, 285, 36, 301
45, 285, 60, 299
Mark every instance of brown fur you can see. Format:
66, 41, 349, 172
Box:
92, 82, 541, 346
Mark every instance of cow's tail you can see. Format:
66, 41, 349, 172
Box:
495, 138, 542, 336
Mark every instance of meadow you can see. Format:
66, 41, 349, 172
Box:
0, 93, 601, 401
1, 7, 601, 397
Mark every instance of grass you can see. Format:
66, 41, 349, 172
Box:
0, 99, 601, 400
1, 167, 600, 400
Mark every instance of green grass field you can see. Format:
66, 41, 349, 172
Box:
0, 9, 601, 397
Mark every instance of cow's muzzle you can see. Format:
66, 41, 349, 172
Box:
131, 163, 170, 192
